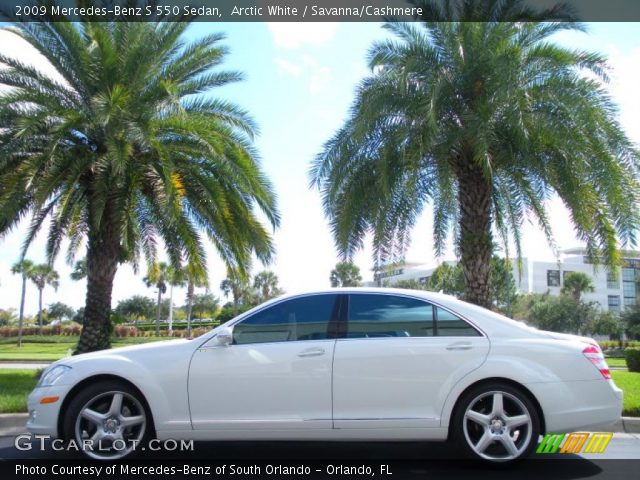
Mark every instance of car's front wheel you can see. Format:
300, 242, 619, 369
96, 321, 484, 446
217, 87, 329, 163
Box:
453, 382, 540, 463
63, 380, 150, 460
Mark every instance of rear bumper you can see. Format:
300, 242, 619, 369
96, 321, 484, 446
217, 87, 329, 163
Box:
527, 379, 623, 433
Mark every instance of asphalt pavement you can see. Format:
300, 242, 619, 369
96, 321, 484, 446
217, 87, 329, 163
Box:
1, 432, 639, 480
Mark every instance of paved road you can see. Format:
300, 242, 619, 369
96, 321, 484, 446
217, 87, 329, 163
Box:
1, 433, 639, 479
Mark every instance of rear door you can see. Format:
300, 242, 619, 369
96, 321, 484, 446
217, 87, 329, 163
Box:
332, 293, 490, 429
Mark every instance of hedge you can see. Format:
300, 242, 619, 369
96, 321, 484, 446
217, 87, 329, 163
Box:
626, 348, 640, 373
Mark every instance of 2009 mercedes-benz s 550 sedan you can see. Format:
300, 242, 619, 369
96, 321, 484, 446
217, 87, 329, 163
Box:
27, 288, 622, 462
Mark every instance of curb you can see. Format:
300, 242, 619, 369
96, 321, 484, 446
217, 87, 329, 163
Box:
1, 413, 639, 436
0, 413, 28, 437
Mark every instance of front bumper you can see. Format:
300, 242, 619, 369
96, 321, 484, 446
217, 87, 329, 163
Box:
26, 385, 73, 437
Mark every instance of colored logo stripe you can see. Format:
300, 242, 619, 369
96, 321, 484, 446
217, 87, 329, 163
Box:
583, 433, 613, 453
537, 432, 613, 454
537, 433, 566, 454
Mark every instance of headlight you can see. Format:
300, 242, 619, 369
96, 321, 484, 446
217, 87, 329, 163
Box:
37, 365, 71, 387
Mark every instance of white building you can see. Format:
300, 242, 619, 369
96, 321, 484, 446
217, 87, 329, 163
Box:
372, 248, 640, 313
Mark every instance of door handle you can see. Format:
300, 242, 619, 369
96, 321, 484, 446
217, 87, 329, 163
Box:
446, 342, 472, 351
297, 348, 325, 357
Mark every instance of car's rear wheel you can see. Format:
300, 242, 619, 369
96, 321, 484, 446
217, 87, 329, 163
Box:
453, 382, 540, 463
63, 380, 150, 460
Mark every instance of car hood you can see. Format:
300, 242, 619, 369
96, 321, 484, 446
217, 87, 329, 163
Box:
53, 338, 193, 367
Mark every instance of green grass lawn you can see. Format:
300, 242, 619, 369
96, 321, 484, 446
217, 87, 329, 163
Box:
611, 371, 640, 417
0, 369, 39, 413
0, 336, 175, 361
606, 358, 628, 368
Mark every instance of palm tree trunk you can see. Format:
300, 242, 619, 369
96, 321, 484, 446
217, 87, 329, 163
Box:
37, 288, 43, 333
155, 288, 162, 337
17, 275, 26, 348
75, 220, 119, 354
457, 164, 493, 308
186, 280, 194, 337
168, 284, 174, 333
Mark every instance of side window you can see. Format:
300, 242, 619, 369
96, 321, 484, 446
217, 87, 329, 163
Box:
435, 307, 480, 337
232, 294, 337, 345
347, 294, 434, 338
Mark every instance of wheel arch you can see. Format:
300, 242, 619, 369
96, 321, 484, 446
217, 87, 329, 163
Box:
446, 377, 546, 439
57, 374, 156, 440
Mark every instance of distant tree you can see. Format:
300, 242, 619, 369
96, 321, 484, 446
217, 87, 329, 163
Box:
522, 294, 599, 335
427, 263, 464, 296
191, 293, 219, 321
47, 302, 75, 321
388, 279, 427, 290
253, 271, 283, 303
330, 262, 362, 287
622, 303, 640, 340
115, 296, 155, 322
165, 265, 186, 333
144, 262, 170, 336
561, 272, 595, 301
427, 257, 518, 315
10, 259, 34, 347
221, 270, 253, 314
490, 257, 519, 317
0, 308, 17, 327
70, 259, 87, 281
28, 264, 60, 332
184, 263, 208, 337
588, 311, 624, 340
72, 307, 85, 324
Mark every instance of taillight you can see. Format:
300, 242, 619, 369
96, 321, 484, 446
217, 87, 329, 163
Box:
582, 344, 611, 379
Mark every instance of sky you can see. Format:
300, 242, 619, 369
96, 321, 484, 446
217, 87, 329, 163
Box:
0, 21, 639, 316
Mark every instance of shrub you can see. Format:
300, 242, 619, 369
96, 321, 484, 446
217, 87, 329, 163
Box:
113, 325, 139, 338
625, 348, 640, 372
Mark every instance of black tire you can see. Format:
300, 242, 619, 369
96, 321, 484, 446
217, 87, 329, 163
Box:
63, 380, 151, 460
452, 382, 540, 463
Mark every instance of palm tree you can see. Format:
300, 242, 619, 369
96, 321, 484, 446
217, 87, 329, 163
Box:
70, 258, 87, 281
310, 0, 640, 308
10, 259, 34, 347
0, 19, 279, 352
165, 264, 186, 333
220, 269, 252, 314
561, 272, 595, 301
143, 262, 169, 336
330, 262, 362, 287
253, 271, 283, 302
28, 264, 59, 332
184, 263, 208, 337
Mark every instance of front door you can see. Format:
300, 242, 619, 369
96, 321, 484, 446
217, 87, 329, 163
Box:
188, 293, 340, 431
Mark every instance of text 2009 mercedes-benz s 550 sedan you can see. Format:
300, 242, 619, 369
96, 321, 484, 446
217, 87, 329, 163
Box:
26, 288, 623, 462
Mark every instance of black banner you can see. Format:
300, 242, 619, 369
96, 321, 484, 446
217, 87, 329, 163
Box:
1, 0, 640, 22
3, 459, 640, 480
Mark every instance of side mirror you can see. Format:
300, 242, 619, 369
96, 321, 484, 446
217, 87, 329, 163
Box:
216, 327, 233, 347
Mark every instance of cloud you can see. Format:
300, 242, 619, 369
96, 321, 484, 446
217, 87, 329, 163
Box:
309, 66, 331, 95
274, 57, 302, 77
607, 46, 640, 143
267, 22, 338, 49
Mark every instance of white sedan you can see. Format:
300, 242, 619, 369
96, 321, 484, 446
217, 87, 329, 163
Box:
26, 288, 622, 462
